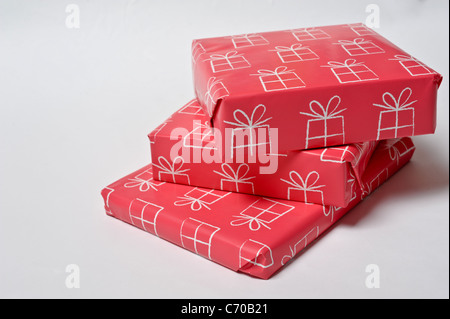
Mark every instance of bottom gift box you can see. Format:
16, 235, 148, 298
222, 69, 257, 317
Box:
101, 138, 415, 279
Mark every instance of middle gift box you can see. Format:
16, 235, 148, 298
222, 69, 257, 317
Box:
149, 99, 383, 208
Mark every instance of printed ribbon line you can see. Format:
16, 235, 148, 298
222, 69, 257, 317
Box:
322, 59, 366, 69
281, 226, 320, 265
230, 214, 271, 231
213, 163, 255, 184
300, 95, 346, 120
347, 169, 357, 196
253, 66, 295, 78
206, 77, 227, 95
389, 54, 418, 62
385, 139, 412, 164
223, 104, 272, 131
253, 66, 298, 90
174, 195, 211, 211
188, 121, 214, 141
124, 178, 158, 192
281, 247, 296, 266
373, 87, 417, 111
334, 38, 371, 46
207, 51, 243, 62
152, 156, 190, 176
291, 27, 319, 33
230, 33, 261, 40
271, 44, 307, 52
205, 77, 229, 116
280, 171, 325, 192
324, 206, 339, 222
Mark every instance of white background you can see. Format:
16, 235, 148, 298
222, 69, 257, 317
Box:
0, 0, 448, 299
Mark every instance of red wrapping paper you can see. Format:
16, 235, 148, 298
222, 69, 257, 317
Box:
149, 99, 379, 207
102, 137, 415, 279
192, 23, 442, 152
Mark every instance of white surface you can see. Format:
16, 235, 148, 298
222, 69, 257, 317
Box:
0, 0, 448, 299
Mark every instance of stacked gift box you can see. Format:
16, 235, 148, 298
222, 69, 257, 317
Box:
102, 23, 442, 279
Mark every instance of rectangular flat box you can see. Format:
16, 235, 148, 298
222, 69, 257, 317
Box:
149, 99, 383, 207
192, 23, 442, 152
102, 138, 415, 279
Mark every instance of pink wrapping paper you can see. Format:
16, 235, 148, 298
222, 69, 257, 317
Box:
192, 23, 442, 153
102, 137, 415, 279
149, 99, 379, 207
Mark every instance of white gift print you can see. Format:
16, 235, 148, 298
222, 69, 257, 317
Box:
280, 171, 325, 204
204, 77, 229, 117
299, 95, 347, 148
290, 28, 331, 41
373, 87, 417, 140
180, 218, 220, 260
230, 197, 294, 231
192, 41, 206, 64
281, 226, 320, 265
213, 163, 255, 194
223, 104, 272, 158
152, 156, 191, 185
182, 120, 217, 151
323, 59, 379, 83
335, 38, 384, 56
207, 51, 251, 73
174, 188, 230, 211
231, 33, 269, 48
129, 198, 164, 237
124, 169, 165, 192
178, 100, 204, 115
239, 239, 274, 269
390, 54, 434, 76
253, 66, 306, 92
271, 44, 319, 63
384, 138, 416, 165
103, 187, 114, 216
347, 24, 376, 36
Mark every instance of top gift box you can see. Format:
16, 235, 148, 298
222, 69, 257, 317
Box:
192, 23, 443, 152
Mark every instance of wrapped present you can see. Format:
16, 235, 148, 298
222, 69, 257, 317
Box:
102, 138, 415, 279
148, 99, 380, 208
192, 23, 442, 152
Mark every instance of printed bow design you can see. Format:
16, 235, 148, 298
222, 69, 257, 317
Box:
280, 171, 325, 192
281, 226, 320, 265
389, 54, 418, 62
187, 120, 215, 144
347, 169, 357, 200
324, 205, 340, 222
230, 214, 271, 231
334, 38, 371, 46
152, 156, 190, 176
291, 27, 318, 32
207, 51, 243, 61
373, 87, 417, 111
230, 33, 261, 40
253, 66, 295, 78
300, 95, 346, 120
272, 44, 307, 52
173, 195, 211, 211
213, 163, 255, 184
384, 138, 414, 165
323, 59, 366, 69
224, 104, 272, 131
385, 138, 403, 164
124, 177, 159, 192
205, 77, 229, 116
281, 246, 296, 266
174, 195, 212, 211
